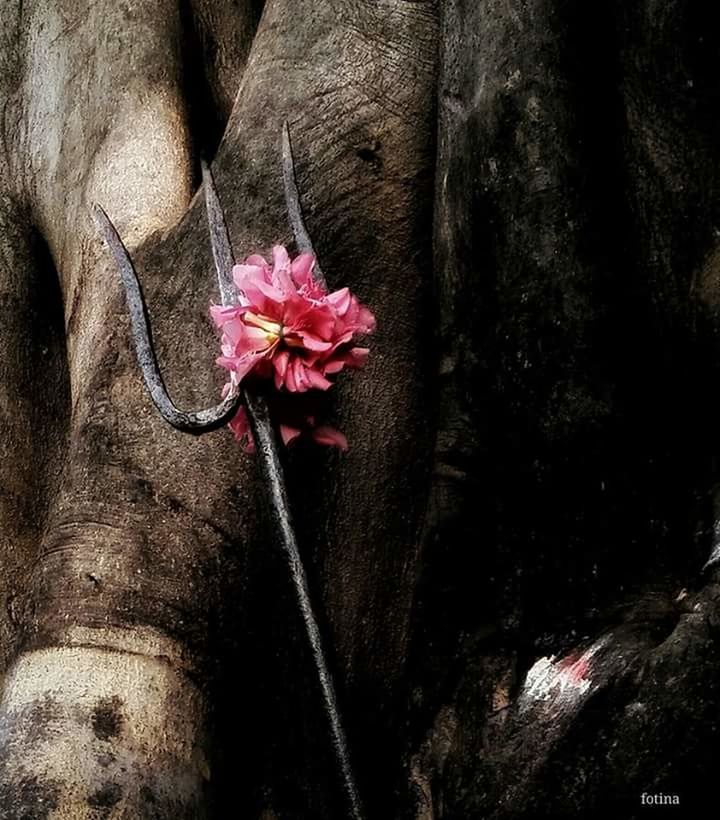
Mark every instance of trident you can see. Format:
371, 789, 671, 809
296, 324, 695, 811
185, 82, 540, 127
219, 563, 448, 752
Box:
93, 123, 364, 820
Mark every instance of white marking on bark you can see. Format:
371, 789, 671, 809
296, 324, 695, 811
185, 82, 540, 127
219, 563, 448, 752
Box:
519, 637, 608, 712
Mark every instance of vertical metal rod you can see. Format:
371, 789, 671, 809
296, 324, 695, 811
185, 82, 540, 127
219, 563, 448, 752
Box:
244, 392, 364, 819
201, 158, 365, 820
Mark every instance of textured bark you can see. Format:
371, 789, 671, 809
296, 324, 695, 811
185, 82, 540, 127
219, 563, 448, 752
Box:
407, 1, 720, 818
1, 0, 719, 818
0, 1, 436, 817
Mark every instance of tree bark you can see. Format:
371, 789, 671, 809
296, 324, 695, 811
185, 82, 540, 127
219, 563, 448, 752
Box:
1, 0, 720, 818
0, 1, 437, 817
408, 1, 720, 818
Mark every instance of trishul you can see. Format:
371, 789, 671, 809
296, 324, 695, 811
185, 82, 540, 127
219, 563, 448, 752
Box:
93, 123, 364, 820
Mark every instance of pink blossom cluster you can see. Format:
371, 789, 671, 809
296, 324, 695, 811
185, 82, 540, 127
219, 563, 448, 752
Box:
211, 245, 375, 451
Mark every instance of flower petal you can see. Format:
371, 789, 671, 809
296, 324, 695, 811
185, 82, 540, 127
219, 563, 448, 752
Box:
272, 245, 291, 272
210, 303, 242, 327
295, 331, 333, 352
228, 407, 255, 452
291, 253, 316, 287
348, 346, 370, 367
273, 349, 290, 390
323, 359, 346, 375
306, 368, 333, 390
253, 278, 287, 302
312, 426, 349, 451
292, 358, 311, 392
232, 263, 266, 287
280, 424, 302, 446
245, 254, 269, 267
284, 358, 298, 392
326, 287, 352, 315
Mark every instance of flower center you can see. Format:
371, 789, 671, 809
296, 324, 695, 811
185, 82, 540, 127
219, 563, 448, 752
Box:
244, 311, 283, 344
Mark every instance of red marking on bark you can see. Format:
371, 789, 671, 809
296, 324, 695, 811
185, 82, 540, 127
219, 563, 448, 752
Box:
557, 654, 591, 684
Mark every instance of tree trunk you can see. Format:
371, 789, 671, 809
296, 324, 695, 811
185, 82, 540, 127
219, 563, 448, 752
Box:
1, 1, 719, 818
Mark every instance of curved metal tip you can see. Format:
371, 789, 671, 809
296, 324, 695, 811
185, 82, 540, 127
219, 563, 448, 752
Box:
92, 202, 243, 435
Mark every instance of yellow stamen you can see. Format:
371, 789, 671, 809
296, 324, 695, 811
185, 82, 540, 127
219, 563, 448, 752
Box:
245, 311, 283, 343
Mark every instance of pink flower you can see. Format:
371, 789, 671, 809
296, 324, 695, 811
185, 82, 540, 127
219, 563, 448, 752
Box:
211, 245, 375, 450
211, 246, 374, 393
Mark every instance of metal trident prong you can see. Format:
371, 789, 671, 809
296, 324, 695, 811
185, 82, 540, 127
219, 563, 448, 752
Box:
281, 121, 328, 288
94, 123, 364, 820
92, 204, 243, 434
